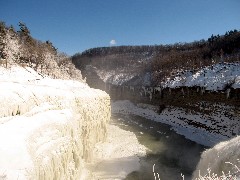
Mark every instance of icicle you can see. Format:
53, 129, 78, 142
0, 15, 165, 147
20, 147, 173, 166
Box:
226, 88, 231, 99
200, 87, 205, 95
130, 86, 134, 92
149, 92, 152, 101
142, 86, 147, 96
169, 88, 171, 95
154, 87, 161, 94
181, 88, 185, 95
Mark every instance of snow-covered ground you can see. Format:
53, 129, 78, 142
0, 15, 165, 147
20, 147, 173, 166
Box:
111, 100, 239, 147
164, 62, 240, 90
0, 66, 111, 179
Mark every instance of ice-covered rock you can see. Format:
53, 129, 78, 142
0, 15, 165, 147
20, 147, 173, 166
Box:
193, 136, 240, 179
0, 66, 111, 179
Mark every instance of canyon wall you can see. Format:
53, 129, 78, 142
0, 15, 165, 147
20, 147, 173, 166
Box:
81, 63, 240, 146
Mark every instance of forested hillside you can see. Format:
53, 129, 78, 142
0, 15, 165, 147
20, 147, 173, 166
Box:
72, 30, 240, 86
0, 22, 83, 81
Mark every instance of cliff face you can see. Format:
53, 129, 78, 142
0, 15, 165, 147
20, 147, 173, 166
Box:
0, 66, 111, 179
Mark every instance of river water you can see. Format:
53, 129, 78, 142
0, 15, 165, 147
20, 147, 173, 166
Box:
111, 114, 206, 180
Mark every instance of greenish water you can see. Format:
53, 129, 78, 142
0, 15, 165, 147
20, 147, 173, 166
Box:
111, 114, 206, 180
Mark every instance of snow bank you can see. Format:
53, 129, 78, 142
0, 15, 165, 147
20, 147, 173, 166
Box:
164, 62, 240, 90
111, 100, 233, 147
193, 136, 240, 179
0, 66, 110, 179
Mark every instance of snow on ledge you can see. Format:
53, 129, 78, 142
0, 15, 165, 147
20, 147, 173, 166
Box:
0, 66, 111, 179
164, 62, 240, 90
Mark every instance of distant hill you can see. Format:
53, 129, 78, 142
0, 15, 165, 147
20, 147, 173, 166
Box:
72, 29, 240, 87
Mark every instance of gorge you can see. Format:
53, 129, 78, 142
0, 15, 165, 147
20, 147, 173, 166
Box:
72, 44, 240, 179
1, 21, 240, 179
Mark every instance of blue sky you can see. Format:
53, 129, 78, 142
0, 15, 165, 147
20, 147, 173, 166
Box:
1, 0, 240, 55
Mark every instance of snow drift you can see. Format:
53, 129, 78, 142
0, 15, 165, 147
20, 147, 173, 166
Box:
0, 66, 110, 179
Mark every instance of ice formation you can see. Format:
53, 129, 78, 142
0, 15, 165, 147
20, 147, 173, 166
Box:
192, 135, 240, 179
0, 66, 110, 179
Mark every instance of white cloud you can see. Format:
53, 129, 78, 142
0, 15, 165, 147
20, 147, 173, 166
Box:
110, 39, 116, 46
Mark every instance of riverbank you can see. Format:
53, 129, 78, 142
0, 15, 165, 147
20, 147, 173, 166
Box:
111, 100, 229, 147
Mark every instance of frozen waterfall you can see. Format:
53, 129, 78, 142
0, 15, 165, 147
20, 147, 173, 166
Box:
0, 66, 111, 179
193, 136, 240, 179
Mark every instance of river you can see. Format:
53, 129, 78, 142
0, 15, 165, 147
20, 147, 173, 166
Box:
111, 114, 206, 180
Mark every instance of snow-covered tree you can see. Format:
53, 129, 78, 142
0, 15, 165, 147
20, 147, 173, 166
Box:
0, 22, 20, 67
0, 21, 84, 81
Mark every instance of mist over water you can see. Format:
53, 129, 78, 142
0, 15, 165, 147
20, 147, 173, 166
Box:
111, 114, 206, 180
